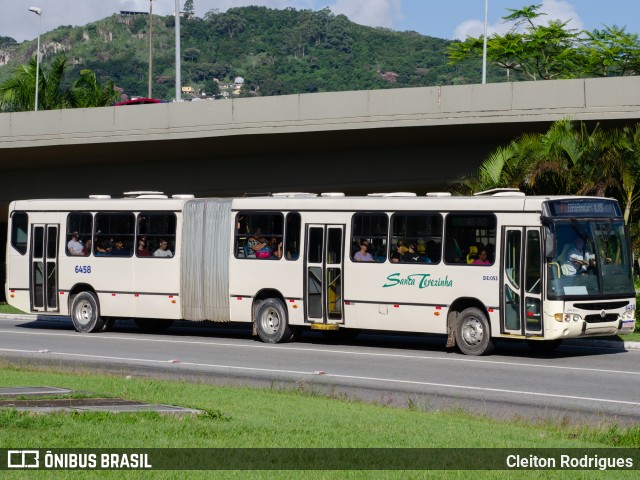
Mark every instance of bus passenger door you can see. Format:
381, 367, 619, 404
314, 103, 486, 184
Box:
501, 227, 543, 335
305, 224, 344, 324
30, 224, 59, 312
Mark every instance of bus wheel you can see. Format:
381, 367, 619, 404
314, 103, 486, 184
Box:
526, 339, 562, 353
455, 308, 494, 356
255, 298, 293, 343
70, 292, 105, 333
134, 319, 174, 332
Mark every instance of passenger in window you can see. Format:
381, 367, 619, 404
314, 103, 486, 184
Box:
111, 240, 129, 256
466, 246, 479, 264
268, 237, 281, 255
82, 239, 92, 256
67, 232, 84, 256
391, 243, 404, 263
402, 244, 423, 263
247, 233, 271, 259
153, 239, 174, 258
136, 237, 151, 257
272, 242, 284, 259
94, 239, 110, 256
473, 249, 491, 265
354, 242, 374, 262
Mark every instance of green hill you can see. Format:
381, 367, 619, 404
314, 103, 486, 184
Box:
0, 7, 497, 101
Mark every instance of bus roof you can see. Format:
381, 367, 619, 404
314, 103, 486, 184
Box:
8, 193, 619, 215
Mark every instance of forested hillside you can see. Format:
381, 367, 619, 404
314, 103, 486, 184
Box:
0, 7, 494, 100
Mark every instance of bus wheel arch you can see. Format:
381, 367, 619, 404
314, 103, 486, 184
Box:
69, 289, 105, 333
447, 299, 494, 356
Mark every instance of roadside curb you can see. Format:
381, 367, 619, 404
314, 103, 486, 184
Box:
0, 313, 638, 351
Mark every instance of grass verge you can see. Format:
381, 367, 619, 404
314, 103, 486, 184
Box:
0, 302, 23, 314
0, 363, 638, 479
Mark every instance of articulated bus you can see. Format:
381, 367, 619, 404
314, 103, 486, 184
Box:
5, 190, 636, 355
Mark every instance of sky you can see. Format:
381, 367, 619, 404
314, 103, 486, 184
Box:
2, 0, 640, 44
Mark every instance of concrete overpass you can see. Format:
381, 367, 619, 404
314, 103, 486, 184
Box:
1, 76, 640, 213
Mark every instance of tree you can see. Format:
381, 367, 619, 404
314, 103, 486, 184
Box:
183, 0, 195, 16
447, 5, 583, 81
71, 69, 119, 108
0, 54, 71, 112
456, 119, 640, 230
183, 47, 201, 62
447, 4, 640, 80
580, 26, 640, 77
0, 54, 118, 112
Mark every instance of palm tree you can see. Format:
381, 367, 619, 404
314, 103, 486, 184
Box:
616, 124, 640, 225
0, 54, 118, 112
458, 119, 625, 196
71, 69, 119, 108
0, 54, 71, 112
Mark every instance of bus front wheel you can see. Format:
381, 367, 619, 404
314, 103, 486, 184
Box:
255, 298, 293, 343
455, 307, 494, 356
70, 292, 105, 333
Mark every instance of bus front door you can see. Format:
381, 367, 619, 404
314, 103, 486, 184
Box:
305, 224, 344, 325
30, 224, 59, 312
501, 227, 543, 336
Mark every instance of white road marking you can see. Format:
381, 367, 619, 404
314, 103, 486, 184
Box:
1, 347, 639, 408
0, 326, 638, 376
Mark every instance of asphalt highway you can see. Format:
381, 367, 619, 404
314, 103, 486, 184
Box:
0, 315, 638, 426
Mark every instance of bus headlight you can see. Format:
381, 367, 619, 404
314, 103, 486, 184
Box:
554, 313, 582, 323
621, 310, 635, 320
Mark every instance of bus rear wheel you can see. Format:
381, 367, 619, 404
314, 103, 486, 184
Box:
70, 292, 105, 333
455, 307, 494, 356
255, 298, 293, 343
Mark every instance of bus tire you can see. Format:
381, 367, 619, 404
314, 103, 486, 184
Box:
70, 292, 105, 333
526, 339, 562, 353
455, 307, 494, 356
255, 298, 293, 343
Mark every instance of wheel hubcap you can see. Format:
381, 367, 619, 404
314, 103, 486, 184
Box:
262, 307, 280, 333
461, 317, 483, 346
76, 301, 92, 325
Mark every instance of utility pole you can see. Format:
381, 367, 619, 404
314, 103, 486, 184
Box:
28, 6, 43, 111
482, 0, 488, 84
148, 0, 153, 98
175, 0, 181, 101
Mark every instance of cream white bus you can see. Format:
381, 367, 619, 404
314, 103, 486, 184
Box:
5, 190, 636, 355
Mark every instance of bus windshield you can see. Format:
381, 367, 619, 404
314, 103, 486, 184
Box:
548, 219, 634, 298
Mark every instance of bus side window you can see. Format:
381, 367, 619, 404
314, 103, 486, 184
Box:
137, 212, 177, 258
10, 211, 28, 255
390, 213, 442, 264
351, 213, 388, 263
95, 213, 135, 257
285, 212, 300, 261
235, 212, 284, 260
444, 213, 496, 265
66, 212, 93, 257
